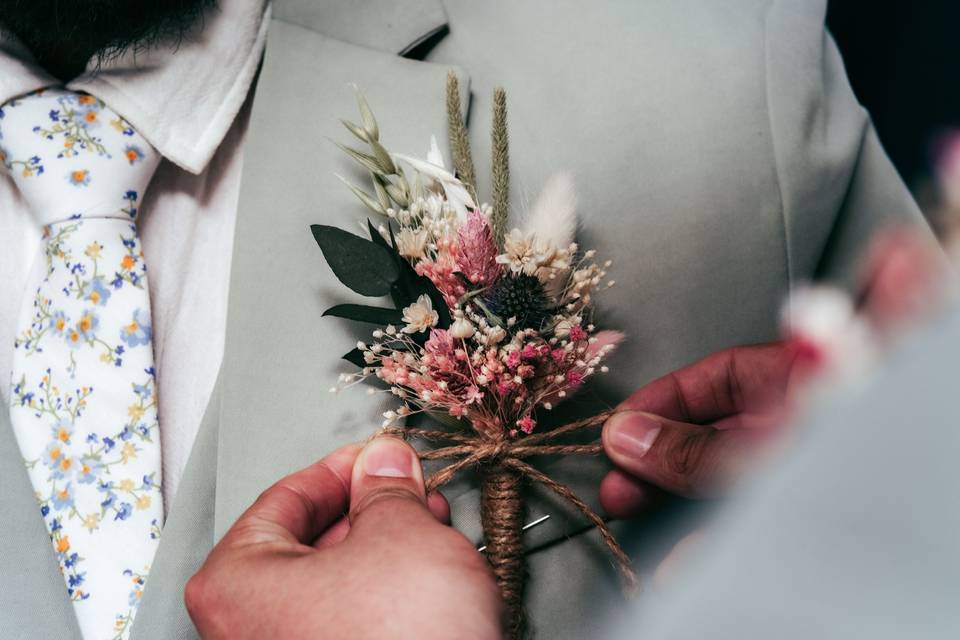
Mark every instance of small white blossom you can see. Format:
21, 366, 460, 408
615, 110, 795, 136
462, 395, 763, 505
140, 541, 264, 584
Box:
450, 317, 476, 339
401, 295, 439, 334
396, 228, 430, 259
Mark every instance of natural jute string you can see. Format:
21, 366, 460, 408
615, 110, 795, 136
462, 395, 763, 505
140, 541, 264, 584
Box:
386, 409, 639, 638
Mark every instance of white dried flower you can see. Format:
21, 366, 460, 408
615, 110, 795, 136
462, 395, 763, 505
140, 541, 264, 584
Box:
485, 326, 507, 344
401, 295, 439, 334
553, 315, 582, 339
496, 229, 540, 275
395, 228, 430, 259
783, 285, 877, 379
450, 317, 476, 339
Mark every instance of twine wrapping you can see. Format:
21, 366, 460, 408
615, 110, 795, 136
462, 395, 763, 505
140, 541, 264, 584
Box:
387, 409, 639, 638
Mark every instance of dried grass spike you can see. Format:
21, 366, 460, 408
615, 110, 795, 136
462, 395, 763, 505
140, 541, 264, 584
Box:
446, 71, 477, 190
491, 87, 510, 246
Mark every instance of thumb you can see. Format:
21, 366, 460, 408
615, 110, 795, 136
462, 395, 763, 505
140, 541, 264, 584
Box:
348, 436, 434, 535
602, 410, 756, 499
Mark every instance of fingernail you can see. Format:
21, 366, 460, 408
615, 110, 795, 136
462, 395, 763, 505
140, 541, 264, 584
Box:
361, 437, 415, 478
607, 412, 662, 458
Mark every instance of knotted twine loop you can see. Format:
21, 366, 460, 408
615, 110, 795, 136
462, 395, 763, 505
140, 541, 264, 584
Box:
383, 409, 640, 607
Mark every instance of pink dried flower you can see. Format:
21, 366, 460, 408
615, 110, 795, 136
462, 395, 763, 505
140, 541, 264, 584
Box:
465, 385, 484, 404
457, 209, 501, 286
415, 238, 466, 307
516, 364, 535, 379
568, 325, 587, 342
425, 329, 454, 355
517, 415, 536, 434
566, 370, 584, 388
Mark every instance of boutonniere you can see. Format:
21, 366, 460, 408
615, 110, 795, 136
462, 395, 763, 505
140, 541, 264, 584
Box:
313, 74, 637, 637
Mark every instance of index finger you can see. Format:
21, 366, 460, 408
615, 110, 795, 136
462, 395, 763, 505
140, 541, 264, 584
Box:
219, 443, 362, 550
619, 342, 802, 424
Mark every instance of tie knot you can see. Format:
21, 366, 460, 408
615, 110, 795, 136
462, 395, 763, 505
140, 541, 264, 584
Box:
0, 88, 161, 227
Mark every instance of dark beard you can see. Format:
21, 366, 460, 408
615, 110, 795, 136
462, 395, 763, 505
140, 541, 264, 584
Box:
0, 0, 216, 81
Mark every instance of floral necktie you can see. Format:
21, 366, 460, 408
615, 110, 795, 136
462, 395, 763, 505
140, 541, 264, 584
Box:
1, 89, 164, 640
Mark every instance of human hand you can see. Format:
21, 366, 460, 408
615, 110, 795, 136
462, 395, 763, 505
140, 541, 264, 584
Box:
185, 437, 502, 640
599, 341, 811, 515
600, 227, 949, 518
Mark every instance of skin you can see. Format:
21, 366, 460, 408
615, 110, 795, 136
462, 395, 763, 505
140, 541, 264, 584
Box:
185, 437, 502, 640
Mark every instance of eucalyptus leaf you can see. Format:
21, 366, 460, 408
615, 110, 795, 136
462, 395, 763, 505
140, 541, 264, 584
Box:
311, 224, 400, 296
342, 347, 366, 368
323, 304, 403, 325
367, 219, 394, 252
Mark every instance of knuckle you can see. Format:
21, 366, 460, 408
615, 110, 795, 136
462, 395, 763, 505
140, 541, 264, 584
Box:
184, 571, 214, 619
350, 486, 425, 521
664, 430, 714, 494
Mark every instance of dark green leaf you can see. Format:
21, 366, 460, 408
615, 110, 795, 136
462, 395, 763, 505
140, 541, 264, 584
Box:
323, 304, 403, 325
392, 260, 451, 329
342, 348, 366, 368
311, 225, 400, 297
363, 220, 451, 330
368, 219, 394, 252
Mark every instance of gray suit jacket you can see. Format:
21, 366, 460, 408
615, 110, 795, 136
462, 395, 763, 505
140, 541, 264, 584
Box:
611, 302, 960, 640
0, 0, 930, 637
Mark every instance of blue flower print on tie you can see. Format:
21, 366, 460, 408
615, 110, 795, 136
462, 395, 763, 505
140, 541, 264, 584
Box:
88, 276, 113, 306
52, 483, 76, 510
124, 146, 145, 165
77, 456, 104, 484
33, 93, 112, 158
120, 309, 152, 348
5, 88, 164, 639
68, 168, 91, 187
76, 310, 99, 340
0, 146, 44, 177
121, 191, 139, 219
49, 310, 70, 337
10, 368, 162, 613
51, 418, 74, 444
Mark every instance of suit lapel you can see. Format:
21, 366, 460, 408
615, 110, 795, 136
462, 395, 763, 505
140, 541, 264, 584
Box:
272, 0, 449, 56
130, 375, 221, 640
214, 17, 470, 537
0, 405, 82, 637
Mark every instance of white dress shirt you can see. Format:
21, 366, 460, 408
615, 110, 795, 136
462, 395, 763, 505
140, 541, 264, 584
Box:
0, 1, 270, 509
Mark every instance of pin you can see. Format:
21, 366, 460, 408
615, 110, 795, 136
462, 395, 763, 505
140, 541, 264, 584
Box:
477, 514, 551, 552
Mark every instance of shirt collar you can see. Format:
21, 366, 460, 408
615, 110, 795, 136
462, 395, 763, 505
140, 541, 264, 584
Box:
0, 1, 270, 174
